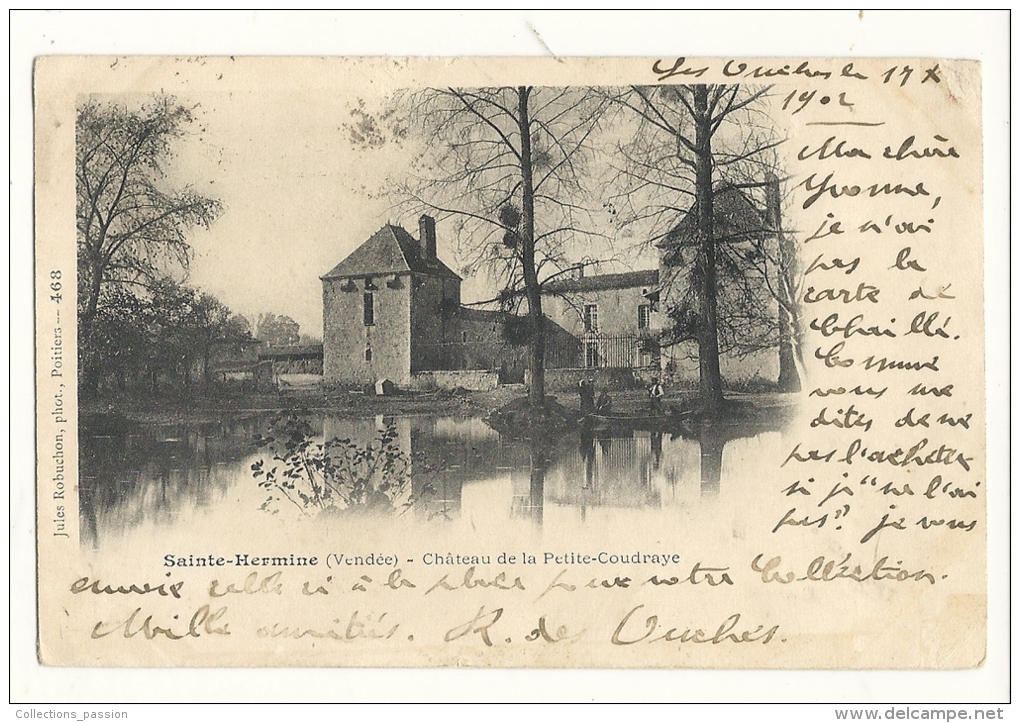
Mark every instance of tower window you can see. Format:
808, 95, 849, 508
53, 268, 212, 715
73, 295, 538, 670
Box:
363, 292, 374, 326
365, 348, 373, 361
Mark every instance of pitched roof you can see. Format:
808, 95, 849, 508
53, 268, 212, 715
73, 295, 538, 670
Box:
458, 306, 505, 323
321, 224, 461, 281
658, 185, 767, 249
543, 269, 660, 294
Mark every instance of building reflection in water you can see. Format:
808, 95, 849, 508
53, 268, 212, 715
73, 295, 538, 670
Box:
79, 411, 784, 546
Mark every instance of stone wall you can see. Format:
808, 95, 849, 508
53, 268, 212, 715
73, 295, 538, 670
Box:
409, 370, 500, 392
410, 275, 460, 372
661, 342, 779, 388
526, 366, 645, 392
322, 276, 412, 385
544, 284, 659, 337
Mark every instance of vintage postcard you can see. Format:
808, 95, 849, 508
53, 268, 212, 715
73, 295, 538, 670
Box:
35, 55, 985, 668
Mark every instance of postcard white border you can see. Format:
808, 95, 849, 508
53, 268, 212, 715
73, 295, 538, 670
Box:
10, 9, 1010, 705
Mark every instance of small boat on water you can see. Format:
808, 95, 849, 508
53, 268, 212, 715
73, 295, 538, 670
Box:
580, 408, 695, 432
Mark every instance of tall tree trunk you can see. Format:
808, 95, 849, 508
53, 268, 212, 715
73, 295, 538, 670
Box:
203, 343, 211, 386
776, 295, 801, 392
80, 358, 100, 399
518, 86, 546, 410
77, 244, 107, 400
766, 175, 802, 392
693, 86, 724, 413
79, 245, 106, 349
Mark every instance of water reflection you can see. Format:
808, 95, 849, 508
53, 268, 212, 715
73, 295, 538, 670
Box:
553, 428, 661, 513
514, 437, 548, 525
79, 415, 273, 549
79, 411, 787, 547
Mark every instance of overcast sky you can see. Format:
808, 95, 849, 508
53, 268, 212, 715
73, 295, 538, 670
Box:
161, 84, 659, 337
169, 89, 411, 336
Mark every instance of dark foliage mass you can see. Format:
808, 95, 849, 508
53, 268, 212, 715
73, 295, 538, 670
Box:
76, 95, 229, 395
251, 413, 439, 517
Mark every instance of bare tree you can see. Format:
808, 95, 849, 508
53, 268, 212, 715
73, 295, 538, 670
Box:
397, 86, 614, 410
77, 95, 222, 393
763, 174, 804, 392
608, 84, 796, 411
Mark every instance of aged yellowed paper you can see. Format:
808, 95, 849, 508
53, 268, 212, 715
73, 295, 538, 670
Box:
35, 56, 985, 668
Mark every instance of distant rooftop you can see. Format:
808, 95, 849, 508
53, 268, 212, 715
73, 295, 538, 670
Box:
257, 344, 323, 360
544, 269, 659, 294
457, 306, 506, 322
321, 224, 461, 281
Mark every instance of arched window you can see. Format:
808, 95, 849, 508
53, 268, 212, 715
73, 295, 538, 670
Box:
365, 348, 373, 362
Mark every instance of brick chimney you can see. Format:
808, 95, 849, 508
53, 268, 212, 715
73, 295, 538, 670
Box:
419, 214, 437, 259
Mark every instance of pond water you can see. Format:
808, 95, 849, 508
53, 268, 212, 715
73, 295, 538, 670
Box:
79, 411, 789, 550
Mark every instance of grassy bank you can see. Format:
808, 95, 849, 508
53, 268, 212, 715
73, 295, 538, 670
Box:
80, 385, 529, 424
81, 384, 798, 430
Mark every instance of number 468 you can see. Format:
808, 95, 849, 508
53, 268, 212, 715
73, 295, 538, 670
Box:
49, 269, 61, 302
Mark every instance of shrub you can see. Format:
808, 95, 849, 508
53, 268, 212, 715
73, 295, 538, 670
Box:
251, 412, 427, 517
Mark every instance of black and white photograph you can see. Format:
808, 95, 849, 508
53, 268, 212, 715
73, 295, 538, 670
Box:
15, 11, 1009, 710
75, 81, 804, 549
